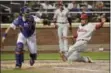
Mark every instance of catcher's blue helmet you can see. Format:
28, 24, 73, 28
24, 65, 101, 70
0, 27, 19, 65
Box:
20, 6, 30, 14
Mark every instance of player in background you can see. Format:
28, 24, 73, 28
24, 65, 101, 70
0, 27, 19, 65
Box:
53, 2, 72, 61
62, 13, 106, 62
1, 7, 42, 68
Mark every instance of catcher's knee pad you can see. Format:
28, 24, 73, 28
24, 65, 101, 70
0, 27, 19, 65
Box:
15, 42, 24, 53
30, 53, 37, 60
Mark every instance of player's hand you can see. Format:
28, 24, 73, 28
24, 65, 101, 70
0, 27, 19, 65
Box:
2, 37, 6, 43
53, 20, 58, 28
101, 17, 106, 23
43, 19, 51, 26
54, 24, 58, 29
61, 36, 67, 40
69, 26, 72, 31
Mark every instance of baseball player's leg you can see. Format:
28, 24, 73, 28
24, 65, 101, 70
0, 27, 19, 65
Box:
68, 41, 87, 53
15, 33, 26, 68
57, 25, 67, 61
68, 51, 81, 61
58, 26, 64, 52
67, 41, 90, 62
63, 25, 69, 56
27, 32, 37, 66
68, 51, 91, 63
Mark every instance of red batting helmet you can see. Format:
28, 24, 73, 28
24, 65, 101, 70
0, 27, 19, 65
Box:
80, 13, 88, 19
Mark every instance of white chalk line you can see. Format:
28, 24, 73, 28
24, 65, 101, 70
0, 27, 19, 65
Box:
53, 67, 108, 72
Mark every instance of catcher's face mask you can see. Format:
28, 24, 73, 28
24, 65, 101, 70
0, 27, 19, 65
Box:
22, 13, 30, 21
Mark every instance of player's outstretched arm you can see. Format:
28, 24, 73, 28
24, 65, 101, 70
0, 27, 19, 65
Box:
33, 15, 43, 23
101, 17, 106, 23
96, 17, 106, 29
1, 26, 14, 49
62, 31, 78, 40
62, 36, 73, 39
53, 18, 58, 28
2, 26, 11, 43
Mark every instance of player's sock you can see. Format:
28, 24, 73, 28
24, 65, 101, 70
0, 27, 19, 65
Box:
29, 53, 37, 66
30, 53, 37, 60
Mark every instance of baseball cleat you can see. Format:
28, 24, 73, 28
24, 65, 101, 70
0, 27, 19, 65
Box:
87, 56, 94, 63
30, 59, 35, 66
15, 65, 21, 69
67, 60, 74, 64
60, 52, 67, 62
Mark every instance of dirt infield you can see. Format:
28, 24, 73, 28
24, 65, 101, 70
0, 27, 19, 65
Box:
1, 60, 109, 73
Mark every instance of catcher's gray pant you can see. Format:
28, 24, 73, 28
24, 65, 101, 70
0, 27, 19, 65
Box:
17, 32, 37, 54
67, 40, 89, 62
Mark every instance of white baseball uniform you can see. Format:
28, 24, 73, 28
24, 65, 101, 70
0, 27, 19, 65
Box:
10, 15, 41, 54
67, 23, 102, 62
53, 7, 70, 55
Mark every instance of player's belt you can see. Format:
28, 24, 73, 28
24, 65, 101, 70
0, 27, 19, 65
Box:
77, 39, 88, 41
57, 22, 68, 24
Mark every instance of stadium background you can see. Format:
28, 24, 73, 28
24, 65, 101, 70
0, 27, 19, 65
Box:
1, 0, 110, 52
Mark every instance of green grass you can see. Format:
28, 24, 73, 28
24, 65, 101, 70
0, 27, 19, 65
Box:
1, 53, 60, 60
1, 52, 109, 73
81, 52, 109, 60
1, 52, 109, 60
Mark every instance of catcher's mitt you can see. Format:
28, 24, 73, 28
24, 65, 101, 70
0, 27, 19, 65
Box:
43, 19, 51, 26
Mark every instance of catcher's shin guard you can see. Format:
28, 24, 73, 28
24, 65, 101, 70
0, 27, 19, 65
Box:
15, 42, 24, 68
15, 53, 23, 68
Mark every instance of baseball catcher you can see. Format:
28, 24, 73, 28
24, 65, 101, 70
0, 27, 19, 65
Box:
1, 7, 43, 68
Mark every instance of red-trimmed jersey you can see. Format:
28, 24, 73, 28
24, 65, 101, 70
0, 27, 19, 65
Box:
75, 22, 103, 41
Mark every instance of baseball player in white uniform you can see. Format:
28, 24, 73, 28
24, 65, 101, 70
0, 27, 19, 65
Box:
53, 3, 71, 61
2, 7, 42, 68
62, 13, 106, 62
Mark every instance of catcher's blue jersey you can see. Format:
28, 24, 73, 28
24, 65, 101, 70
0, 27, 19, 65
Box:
12, 15, 35, 38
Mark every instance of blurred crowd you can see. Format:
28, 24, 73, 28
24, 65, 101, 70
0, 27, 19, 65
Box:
0, 1, 110, 23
